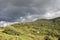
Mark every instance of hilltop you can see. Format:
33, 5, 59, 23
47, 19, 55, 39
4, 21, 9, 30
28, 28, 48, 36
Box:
0, 17, 60, 40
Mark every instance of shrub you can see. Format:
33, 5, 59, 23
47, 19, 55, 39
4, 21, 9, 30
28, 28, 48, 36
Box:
44, 36, 51, 40
2, 28, 21, 36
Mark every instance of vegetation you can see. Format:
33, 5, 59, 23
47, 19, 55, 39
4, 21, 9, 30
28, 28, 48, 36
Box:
0, 17, 60, 40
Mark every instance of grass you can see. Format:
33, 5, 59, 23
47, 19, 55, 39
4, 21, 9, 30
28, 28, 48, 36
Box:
0, 17, 60, 40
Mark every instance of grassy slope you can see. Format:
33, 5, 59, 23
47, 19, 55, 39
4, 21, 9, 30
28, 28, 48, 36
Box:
0, 17, 60, 40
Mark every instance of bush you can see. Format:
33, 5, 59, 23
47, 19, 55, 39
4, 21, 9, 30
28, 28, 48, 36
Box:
44, 36, 52, 40
2, 28, 21, 36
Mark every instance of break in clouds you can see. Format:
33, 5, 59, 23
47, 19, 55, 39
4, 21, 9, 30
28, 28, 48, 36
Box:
0, 0, 60, 26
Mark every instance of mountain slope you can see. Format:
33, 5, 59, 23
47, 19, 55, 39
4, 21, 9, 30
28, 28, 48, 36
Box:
0, 17, 60, 40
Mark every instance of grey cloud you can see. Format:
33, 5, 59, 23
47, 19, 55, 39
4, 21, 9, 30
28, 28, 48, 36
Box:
0, 0, 60, 22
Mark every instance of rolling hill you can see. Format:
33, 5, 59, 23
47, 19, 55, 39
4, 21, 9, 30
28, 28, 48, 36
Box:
0, 17, 60, 40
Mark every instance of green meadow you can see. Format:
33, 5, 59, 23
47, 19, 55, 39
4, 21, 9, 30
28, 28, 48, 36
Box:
0, 17, 60, 40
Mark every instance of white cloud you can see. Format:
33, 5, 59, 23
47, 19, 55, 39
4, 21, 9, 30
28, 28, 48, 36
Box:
44, 10, 60, 19
0, 21, 10, 27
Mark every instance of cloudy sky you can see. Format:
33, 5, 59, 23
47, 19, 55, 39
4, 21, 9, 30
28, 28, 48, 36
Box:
0, 0, 60, 23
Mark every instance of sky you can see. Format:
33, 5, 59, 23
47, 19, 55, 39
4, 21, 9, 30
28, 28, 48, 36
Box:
0, 0, 60, 26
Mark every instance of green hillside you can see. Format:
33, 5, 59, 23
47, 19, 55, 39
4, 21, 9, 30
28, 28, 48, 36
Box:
0, 17, 60, 40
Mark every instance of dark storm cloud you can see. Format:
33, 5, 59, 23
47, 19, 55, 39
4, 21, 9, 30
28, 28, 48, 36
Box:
0, 0, 60, 22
